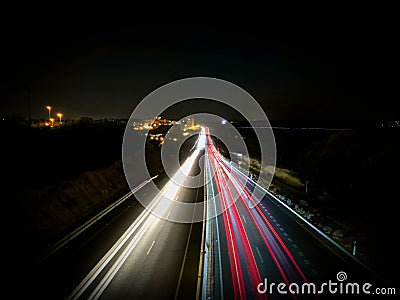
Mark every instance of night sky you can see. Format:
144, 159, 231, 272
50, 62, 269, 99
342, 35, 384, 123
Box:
1, 13, 397, 123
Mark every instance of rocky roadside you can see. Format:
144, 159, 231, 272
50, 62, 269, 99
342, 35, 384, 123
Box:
258, 168, 370, 267
16, 160, 129, 253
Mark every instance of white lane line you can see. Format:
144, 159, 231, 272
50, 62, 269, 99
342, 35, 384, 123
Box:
283, 232, 288, 237
255, 246, 264, 264
242, 214, 247, 224
276, 223, 280, 227
287, 238, 293, 242
237, 168, 366, 267
280, 227, 284, 231
292, 244, 298, 249
298, 251, 304, 257
166, 211, 171, 219
304, 259, 310, 265
146, 241, 156, 256
67, 193, 163, 300
175, 176, 200, 299
209, 158, 224, 299
87, 220, 151, 300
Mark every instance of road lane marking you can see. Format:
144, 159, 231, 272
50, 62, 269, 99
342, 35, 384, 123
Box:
280, 227, 284, 231
67, 188, 165, 300
255, 246, 264, 264
287, 237, 292, 242
175, 178, 200, 299
208, 158, 224, 299
166, 211, 171, 219
276, 223, 280, 227
86, 220, 152, 300
241, 170, 362, 266
146, 241, 156, 256
242, 214, 247, 224
283, 232, 288, 237
298, 251, 304, 257
292, 244, 298, 249
304, 259, 310, 265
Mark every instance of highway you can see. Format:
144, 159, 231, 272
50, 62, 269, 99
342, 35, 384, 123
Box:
203, 127, 379, 299
25, 135, 206, 300
24, 126, 382, 300
65, 139, 206, 299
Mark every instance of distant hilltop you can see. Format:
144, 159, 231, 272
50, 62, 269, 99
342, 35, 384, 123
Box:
233, 119, 400, 130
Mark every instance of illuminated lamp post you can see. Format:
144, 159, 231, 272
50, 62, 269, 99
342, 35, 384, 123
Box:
46, 106, 52, 120
56, 112, 63, 124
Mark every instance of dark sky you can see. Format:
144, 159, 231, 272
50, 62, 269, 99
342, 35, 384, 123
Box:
1, 13, 397, 123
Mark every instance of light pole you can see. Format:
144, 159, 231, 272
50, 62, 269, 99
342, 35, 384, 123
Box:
46, 106, 52, 121
56, 113, 63, 124
49, 118, 55, 127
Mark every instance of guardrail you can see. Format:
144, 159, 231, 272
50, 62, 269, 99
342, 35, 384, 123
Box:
38, 175, 158, 263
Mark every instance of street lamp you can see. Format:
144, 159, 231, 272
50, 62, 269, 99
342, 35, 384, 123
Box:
56, 112, 63, 124
46, 106, 52, 120
49, 118, 55, 127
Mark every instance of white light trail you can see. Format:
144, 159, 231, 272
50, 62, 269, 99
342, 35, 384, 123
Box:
67, 148, 202, 300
